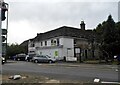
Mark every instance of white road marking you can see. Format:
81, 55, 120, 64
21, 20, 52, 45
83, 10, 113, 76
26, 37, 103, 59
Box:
101, 81, 120, 84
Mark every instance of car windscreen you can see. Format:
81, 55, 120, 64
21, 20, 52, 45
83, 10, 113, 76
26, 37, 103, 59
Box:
36, 55, 41, 57
46, 55, 51, 58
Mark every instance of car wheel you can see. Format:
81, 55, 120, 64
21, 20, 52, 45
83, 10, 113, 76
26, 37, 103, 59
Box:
34, 60, 38, 63
49, 60, 52, 64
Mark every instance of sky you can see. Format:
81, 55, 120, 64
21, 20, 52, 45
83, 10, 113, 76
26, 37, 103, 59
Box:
3, 0, 119, 44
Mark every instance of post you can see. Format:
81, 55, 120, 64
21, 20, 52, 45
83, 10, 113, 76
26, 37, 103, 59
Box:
5, 2, 8, 60
0, 5, 2, 58
0, 1, 8, 60
0, 1, 3, 84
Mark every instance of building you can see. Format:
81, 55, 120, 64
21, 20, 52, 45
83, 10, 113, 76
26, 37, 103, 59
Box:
28, 21, 99, 61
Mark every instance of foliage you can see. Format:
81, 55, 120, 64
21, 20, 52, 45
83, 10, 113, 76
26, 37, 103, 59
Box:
95, 15, 120, 62
6, 43, 28, 58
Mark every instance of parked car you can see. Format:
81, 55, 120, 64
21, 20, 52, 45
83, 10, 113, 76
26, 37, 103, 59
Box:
32, 55, 56, 63
16, 53, 26, 61
1, 57, 6, 64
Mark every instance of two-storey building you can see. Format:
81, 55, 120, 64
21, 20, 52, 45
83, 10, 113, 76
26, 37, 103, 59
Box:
28, 21, 99, 61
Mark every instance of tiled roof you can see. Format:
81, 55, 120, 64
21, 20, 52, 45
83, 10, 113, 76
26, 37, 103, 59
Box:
34, 26, 95, 41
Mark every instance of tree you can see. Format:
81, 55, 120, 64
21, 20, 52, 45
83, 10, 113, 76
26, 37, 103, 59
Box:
114, 22, 120, 55
95, 15, 118, 62
102, 15, 116, 61
6, 43, 28, 59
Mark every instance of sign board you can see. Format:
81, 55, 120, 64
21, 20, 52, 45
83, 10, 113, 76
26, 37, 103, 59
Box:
75, 48, 80, 53
55, 51, 58, 57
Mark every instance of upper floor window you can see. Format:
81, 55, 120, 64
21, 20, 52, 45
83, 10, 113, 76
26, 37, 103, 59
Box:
57, 38, 59, 46
45, 41, 47, 46
30, 43, 35, 47
51, 39, 53, 46
41, 42, 43, 46
54, 40, 56, 45
51, 39, 59, 46
74, 40, 77, 45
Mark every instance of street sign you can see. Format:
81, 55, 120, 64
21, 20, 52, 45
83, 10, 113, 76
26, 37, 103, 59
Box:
75, 48, 81, 53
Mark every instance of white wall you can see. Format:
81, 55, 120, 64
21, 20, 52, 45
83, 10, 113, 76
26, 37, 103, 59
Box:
35, 42, 40, 48
34, 37, 74, 60
36, 48, 63, 60
61, 37, 74, 57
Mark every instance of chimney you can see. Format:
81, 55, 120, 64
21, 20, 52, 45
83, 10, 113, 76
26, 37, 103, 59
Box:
80, 21, 85, 30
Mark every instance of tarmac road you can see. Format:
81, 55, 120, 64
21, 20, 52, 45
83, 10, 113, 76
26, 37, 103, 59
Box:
2, 60, 119, 83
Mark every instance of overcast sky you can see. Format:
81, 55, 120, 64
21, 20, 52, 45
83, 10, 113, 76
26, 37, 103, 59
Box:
3, 0, 119, 44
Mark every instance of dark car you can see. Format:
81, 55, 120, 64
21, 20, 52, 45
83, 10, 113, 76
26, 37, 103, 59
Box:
32, 55, 56, 63
16, 54, 26, 61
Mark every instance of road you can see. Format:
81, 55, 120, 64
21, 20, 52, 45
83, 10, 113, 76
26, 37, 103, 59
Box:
2, 60, 119, 83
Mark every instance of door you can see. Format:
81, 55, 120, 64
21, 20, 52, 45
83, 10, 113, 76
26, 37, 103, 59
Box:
41, 55, 48, 62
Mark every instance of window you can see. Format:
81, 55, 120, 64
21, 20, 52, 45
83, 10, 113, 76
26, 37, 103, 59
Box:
54, 40, 56, 45
51, 39, 53, 46
41, 42, 43, 46
57, 38, 59, 46
74, 40, 77, 45
32, 44, 35, 47
45, 41, 47, 46
30, 43, 34, 47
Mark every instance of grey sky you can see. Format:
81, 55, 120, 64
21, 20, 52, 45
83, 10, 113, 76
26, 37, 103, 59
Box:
4, 0, 119, 44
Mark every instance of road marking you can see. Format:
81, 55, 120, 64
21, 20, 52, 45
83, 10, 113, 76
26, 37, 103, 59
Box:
38, 64, 42, 65
46, 79, 60, 83
101, 81, 120, 84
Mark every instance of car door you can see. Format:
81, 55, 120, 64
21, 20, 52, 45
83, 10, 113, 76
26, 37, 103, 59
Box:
42, 55, 48, 62
37, 55, 43, 62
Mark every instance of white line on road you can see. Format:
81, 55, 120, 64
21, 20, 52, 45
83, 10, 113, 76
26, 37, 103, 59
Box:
101, 81, 120, 84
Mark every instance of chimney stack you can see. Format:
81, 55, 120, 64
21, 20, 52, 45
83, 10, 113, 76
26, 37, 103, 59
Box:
80, 21, 85, 30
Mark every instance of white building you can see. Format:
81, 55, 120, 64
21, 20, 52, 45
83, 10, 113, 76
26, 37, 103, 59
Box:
28, 21, 99, 61
35, 36, 74, 60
